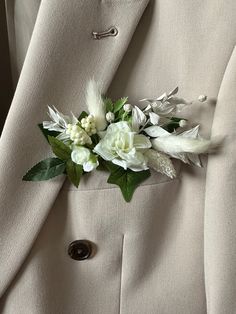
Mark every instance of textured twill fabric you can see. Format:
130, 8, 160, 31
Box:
0, 0, 236, 313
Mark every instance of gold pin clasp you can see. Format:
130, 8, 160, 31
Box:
92, 26, 118, 40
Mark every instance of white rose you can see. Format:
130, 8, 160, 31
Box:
93, 121, 151, 172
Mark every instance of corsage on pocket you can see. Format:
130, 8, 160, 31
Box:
23, 80, 223, 202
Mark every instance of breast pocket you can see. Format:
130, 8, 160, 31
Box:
60, 157, 182, 193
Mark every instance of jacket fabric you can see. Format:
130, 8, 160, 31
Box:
0, 0, 236, 313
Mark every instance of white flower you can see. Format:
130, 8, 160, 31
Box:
86, 79, 107, 131
106, 111, 115, 123
93, 121, 151, 171
71, 146, 98, 172
123, 103, 132, 112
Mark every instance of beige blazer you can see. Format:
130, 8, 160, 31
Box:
1, 0, 236, 313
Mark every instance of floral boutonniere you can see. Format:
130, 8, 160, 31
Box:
23, 79, 222, 202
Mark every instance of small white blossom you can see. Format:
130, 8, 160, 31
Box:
106, 111, 115, 123
71, 146, 99, 172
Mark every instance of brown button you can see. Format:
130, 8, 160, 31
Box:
68, 240, 92, 261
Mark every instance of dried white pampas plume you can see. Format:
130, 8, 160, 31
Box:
151, 125, 224, 166
152, 135, 223, 155
86, 79, 107, 131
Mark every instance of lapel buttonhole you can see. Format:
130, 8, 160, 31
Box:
92, 26, 118, 40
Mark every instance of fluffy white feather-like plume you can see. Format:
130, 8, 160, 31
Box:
151, 125, 223, 166
86, 79, 107, 131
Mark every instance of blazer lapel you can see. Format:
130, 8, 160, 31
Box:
204, 46, 236, 313
0, 0, 150, 297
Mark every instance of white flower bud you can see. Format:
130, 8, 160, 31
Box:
72, 125, 78, 132
198, 94, 207, 102
106, 111, 115, 123
123, 103, 132, 112
179, 119, 187, 127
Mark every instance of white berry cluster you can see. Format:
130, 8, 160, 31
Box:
66, 124, 92, 145
80, 115, 97, 136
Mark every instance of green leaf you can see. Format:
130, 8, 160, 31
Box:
66, 159, 83, 187
38, 123, 60, 143
105, 162, 151, 202
90, 133, 100, 145
113, 97, 128, 113
22, 157, 66, 181
78, 111, 89, 121
164, 117, 187, 133
103, 97, 114, 113
48, 135, 72, 160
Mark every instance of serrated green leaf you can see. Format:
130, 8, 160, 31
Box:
22, 157, 66, 181
106, 162, 151, 202
103, 97, 114, 113
48, 135, 72, 160
78, 111, 89, 121
66, 159, 83, 187
38, 123, 60, 143
113, 97, 128, 113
